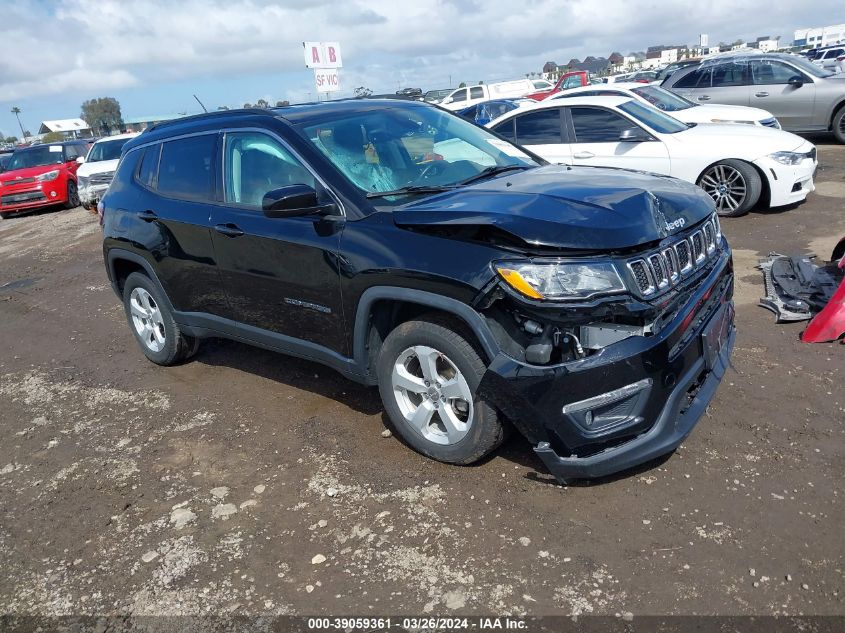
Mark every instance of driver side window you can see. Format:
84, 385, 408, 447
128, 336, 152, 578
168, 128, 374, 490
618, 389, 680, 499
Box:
751, 61, 808, 85
224, 132, 314, 208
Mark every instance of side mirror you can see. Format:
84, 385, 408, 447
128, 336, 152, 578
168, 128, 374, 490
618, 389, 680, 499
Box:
262, 184, 336, 218
76, 156, 85, 164
443, 97, 453, 104
619, 128, 648, 142
788, 76, 804, 87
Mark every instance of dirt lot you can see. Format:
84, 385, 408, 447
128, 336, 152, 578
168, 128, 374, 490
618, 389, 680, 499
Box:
0, 140, 843, 621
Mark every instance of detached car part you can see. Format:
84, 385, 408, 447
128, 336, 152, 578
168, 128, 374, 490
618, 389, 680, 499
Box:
759, 238, 845, 342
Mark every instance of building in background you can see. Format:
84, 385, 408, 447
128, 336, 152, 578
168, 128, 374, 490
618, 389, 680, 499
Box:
793, 23, 845, 48
751, 35, 781, 52
37, 119, 91, 140
123, 114, 187, 133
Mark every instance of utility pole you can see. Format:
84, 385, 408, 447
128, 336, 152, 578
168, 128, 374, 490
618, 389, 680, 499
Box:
11, 107, 25, 140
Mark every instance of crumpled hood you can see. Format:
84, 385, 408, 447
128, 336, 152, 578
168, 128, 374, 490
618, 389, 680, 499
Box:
393, 165, 715, 250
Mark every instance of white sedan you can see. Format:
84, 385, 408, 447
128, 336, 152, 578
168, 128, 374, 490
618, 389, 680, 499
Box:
545, 82, 781, 128
486, 95, 816, 216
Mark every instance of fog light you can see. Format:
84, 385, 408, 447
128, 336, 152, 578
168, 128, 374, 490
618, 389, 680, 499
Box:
50, 191, 57, 197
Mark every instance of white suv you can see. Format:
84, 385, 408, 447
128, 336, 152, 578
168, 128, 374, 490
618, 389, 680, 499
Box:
76, 132, 139, 210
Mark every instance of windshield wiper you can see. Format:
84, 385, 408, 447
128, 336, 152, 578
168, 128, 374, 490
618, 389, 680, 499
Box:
457, 164, 530, 186
365, 184, 456, 199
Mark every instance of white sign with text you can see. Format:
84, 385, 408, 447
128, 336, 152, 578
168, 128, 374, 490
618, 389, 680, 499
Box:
303, 42, 342, 69
314, 68, 340, 93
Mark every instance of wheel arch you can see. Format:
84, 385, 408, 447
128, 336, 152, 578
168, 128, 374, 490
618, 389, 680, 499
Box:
696, 158, 769, 211
106, 249, 174, 311
353, 287, 500, 384
829, 98, 845, 131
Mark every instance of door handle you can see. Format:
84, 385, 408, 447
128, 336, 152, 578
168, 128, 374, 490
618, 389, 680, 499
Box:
754, 91, 769, 97
573, 151, 595, 159
697, 95, 711, 101
214, 223, 244, 237
138, 210, 157, 222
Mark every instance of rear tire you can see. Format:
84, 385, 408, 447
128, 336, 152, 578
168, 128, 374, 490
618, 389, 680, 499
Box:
377, 318, 505, 465
833, 106, 845, 144
697, 159, 761, 217
64, 180, 80, 209
0, 213, 11, 220
122, 272, 200, 366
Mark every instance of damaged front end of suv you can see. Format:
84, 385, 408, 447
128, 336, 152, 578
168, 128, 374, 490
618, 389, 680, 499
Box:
396, 167, 736, 483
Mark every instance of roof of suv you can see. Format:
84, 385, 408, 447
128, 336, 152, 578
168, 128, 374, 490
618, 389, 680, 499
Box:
698, 51, 804, 66
123, 99, 431, 152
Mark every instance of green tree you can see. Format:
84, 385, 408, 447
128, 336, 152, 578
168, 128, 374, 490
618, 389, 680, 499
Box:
41, 131, 65, 143
81, 97, 122, 135
11, 106, 26, 139
275, 100, 290, 107
4, 136, 18, 143
243, 102, 253, 108
458, 82, 466, 88
255, 98, 270, 108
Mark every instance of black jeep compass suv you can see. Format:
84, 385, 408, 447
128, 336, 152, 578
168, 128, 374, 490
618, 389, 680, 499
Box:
101, 100, 735, 484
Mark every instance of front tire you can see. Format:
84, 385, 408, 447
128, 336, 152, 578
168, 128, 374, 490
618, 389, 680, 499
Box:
377, 318, 505, 465
833, 106, 845, 145
64, 180, 80, 209
697, 159, 761, 217
122, 272, 200, 366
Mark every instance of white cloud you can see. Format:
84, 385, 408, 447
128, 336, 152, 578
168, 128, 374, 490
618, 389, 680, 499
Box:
0, 0, 840, 103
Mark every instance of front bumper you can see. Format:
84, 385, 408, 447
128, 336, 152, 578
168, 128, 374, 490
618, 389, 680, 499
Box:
755, 154, 817, 208
79, 183, 109, 205
0, 180, 67, 212
478, 248, 734, 483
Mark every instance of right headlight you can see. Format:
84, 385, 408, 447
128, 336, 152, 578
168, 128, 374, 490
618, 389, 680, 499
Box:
495, 261, 625, 301
768, 151, 805, 165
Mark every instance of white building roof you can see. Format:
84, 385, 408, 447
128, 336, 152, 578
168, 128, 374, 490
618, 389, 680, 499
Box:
38, 118, 90, 133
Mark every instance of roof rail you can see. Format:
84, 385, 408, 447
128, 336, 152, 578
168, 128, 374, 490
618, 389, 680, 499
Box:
145, 108, 276, 133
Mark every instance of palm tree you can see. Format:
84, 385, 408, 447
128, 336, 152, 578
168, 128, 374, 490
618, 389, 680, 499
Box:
11, 107, 25, 139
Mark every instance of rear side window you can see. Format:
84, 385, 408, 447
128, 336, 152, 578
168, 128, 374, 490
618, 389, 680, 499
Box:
469, 86, 484, 99
514, 109, 562, 144
711, 62, 748, 87
156, 134, 216, 201
137, 144, 160, 188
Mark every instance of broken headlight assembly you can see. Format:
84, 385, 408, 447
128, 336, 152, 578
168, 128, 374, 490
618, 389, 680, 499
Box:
495, 261, 626, 301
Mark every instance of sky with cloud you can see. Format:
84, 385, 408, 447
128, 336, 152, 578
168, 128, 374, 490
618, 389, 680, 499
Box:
0, 0, 839, 137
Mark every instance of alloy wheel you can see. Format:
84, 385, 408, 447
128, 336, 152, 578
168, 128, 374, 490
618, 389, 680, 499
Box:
129, 287, 166, 352
699, 164, 747, 214
391, 345, 474, 445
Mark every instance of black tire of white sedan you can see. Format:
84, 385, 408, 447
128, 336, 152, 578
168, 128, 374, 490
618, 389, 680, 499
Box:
65, 180, 80, 210
122, 272, 200, 366
377, 318, 505, 465
697, 159, 762, 218
833, 106, 845, 145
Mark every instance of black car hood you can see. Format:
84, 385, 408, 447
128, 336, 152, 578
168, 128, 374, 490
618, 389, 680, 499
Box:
393, 165, 716, 250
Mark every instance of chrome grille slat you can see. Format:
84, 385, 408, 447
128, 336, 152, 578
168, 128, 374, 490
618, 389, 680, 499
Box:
625, 215, 722, 298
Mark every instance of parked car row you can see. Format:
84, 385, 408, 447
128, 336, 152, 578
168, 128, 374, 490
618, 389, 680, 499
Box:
486, 94, 816, 216
0, 133, 138, 218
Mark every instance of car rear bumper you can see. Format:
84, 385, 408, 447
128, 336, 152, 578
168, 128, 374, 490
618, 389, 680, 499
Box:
478, 248, 734, 483
756, 155, 817, 207
0, 181, 68, 212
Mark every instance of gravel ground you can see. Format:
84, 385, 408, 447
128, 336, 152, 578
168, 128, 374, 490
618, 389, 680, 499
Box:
0, 140, 842, 623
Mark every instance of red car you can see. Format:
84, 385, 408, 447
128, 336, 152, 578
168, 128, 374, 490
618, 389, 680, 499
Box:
524, 70, 590, 101
0, 140, 89, 219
